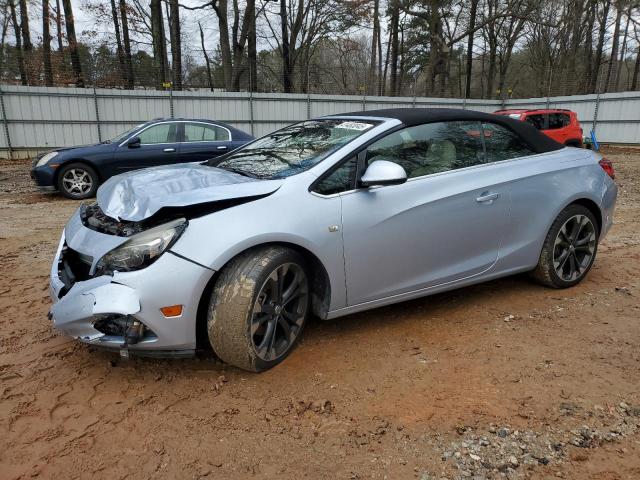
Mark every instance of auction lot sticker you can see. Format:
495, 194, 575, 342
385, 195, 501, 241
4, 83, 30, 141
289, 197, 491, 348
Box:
335, 121, 373, 131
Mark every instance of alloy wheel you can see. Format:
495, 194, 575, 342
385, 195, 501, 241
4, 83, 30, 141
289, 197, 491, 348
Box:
553, 214, 596, 281
62, 168, 93, 196
251, 263, 309, 362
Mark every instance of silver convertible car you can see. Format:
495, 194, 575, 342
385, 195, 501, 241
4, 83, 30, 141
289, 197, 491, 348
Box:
49, 109, 617, 371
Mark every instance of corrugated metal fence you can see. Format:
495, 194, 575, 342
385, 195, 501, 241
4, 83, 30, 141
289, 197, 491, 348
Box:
1, 85, 638, 158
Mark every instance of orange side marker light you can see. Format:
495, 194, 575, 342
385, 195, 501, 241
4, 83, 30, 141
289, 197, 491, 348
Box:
160, 305, 183, 317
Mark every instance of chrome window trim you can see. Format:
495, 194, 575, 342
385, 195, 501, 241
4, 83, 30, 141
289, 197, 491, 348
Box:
118, 120, 233, 147
310, 149, 552, 199
182, 121, 232, 143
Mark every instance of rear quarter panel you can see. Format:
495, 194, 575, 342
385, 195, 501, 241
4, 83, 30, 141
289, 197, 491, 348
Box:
496, 147, 607, 273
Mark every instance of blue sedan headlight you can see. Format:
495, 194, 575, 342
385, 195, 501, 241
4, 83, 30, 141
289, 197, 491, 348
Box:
35, 151, 59, 167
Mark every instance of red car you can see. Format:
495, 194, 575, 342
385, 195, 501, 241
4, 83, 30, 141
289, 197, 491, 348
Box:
494, 108, 583, 148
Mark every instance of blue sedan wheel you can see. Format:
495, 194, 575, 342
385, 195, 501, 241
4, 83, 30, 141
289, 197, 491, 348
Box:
57, 163, 99, 200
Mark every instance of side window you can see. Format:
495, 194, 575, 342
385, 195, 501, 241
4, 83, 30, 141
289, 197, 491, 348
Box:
482, 122, 535, 162
364, 121, 484, 179
184, 123, 231, 142
524, 114, 545, 130
137, 123, 177, 144
314, 157, 357, 195
548, 113, 567, 130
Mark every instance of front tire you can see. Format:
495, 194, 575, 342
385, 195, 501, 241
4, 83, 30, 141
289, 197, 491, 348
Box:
57, 162, 99, 199
207, 246, 310, 372
531, 205, 599, 288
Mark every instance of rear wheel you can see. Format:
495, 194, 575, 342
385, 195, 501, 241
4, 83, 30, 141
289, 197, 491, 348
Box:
57, 163, 99, 199
531, 205, 599, 288
207, 246, 310, 372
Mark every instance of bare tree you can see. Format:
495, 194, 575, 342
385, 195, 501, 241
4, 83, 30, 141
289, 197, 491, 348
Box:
110, 0, 127, 83
605, 1, 624, 91
150, 0, 168, 88
119, 0, 134, 88
43, 0, 53, 86
169, 0, 182, 90
8, 0, 27, 84
198, 21, 214, 91
61, 0, 83, 86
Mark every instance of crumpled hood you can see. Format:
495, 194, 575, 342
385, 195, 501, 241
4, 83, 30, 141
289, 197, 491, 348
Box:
97, 162, 283, 221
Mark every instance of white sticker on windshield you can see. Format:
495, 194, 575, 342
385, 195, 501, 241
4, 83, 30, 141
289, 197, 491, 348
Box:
335, 121, 373, 131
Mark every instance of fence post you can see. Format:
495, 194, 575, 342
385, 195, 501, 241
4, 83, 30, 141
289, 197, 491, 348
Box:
0, 86, 12, 159
249, 90, 255, 136
306, 67, 312, 119
412, 82, 417, 108
92, 87, 102, 143
169, 87, 174, 118
362, 92, 366, 111
592, 90, 601, 136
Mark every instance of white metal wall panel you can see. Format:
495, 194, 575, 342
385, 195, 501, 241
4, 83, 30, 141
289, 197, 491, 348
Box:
1, 86, 639, 158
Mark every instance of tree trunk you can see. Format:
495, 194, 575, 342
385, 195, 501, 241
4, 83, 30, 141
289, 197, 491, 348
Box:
377, 12, 383, 96
604, 5, 622, 92
614, 10, 629, 90
280, 0, 292, 93
169, 0, 182, 90
368, 0, 380, 95
213, 0, 232, 90
8, 0, 27, 85
631, 44, 640, 90
54, 0, 63, 53
61, 0, 83, 86
150, 0, 168, 89
590, 0, 610, 93
247, 0, 256, 92
119, 0, 134, 88
583, 0, 596, 93
110, 0, 126, 85
382, 26, 391, 95
389, 0, 399, 95
199, 21, 213, 91
464, 0, 478, 98
18, 0, 31, 51
565, 0, 585, 95
42, 0, 53, 86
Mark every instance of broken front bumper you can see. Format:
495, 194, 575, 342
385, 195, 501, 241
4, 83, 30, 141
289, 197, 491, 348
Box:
49, 226, 215, 355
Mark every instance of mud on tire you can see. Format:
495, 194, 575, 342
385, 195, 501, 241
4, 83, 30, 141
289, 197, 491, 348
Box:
207, 246, 310, 372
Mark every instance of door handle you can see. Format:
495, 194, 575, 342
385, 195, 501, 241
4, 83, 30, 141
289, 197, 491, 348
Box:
216, 146, 228, 150
163, 148, 176, 152
476, 192, 499, 203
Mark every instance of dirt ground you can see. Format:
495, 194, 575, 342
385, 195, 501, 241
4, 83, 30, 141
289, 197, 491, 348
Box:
1, 150, 639, 480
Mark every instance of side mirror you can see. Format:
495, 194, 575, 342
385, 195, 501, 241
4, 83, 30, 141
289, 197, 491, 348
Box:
126, 136, 141, 148
360, 160, 407, 187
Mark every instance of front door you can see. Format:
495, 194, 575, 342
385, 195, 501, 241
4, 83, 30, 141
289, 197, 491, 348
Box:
340, 121, 510, 306
112, 122, 179, 173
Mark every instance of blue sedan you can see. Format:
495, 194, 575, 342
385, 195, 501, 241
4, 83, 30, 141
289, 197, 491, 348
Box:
30, 118, 254, 199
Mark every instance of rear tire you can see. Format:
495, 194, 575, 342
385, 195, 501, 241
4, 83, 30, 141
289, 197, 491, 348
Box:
57, 162, 99, 199
531, 205, 599, 288
207, 246, 310, 372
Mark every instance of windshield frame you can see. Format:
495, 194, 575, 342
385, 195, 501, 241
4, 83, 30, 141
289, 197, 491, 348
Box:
207, 118, 382, 180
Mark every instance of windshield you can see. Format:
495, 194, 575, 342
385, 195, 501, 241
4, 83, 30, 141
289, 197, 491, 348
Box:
109, 124, 145, 143
209, 119, 379, 179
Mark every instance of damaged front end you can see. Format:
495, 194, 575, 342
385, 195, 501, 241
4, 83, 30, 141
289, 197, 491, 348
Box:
49, 205, 214, 356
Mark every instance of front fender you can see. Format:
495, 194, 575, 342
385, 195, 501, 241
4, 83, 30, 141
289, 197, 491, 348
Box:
170, 185, 347, 311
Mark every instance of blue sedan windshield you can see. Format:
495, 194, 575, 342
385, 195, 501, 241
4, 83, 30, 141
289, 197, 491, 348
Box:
209, 119, 379, 179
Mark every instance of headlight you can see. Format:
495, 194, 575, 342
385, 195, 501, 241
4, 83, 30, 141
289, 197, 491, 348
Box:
95, 218, 187, 274
35, 151, 59, 167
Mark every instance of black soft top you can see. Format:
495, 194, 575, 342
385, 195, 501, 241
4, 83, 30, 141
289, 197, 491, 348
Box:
333, 107, 563, 154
